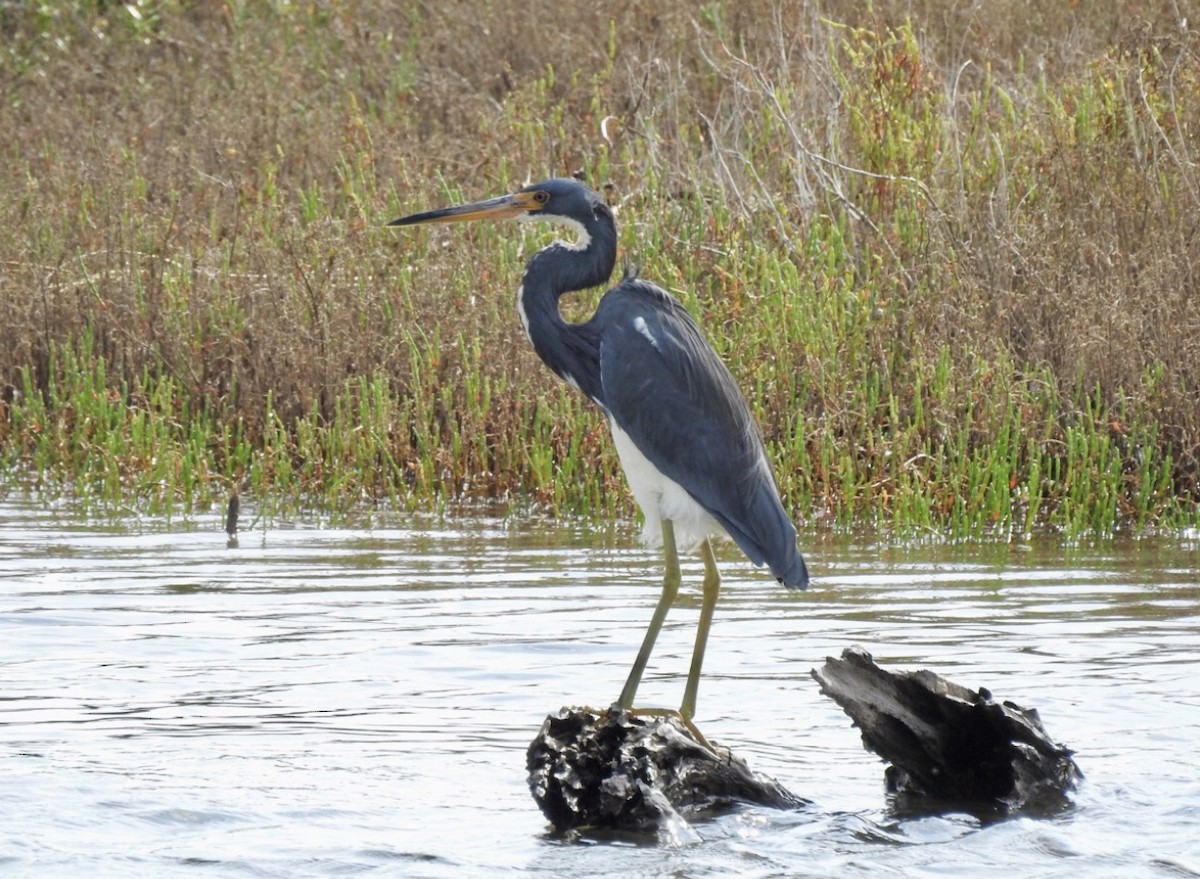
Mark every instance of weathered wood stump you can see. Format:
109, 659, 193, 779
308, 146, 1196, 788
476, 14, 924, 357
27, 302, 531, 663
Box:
526, 649, 1080, 833
526, 706, 806, 836
812, 646, 1082, 815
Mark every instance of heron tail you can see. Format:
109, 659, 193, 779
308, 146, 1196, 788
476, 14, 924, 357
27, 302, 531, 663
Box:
774, 548, 810, 591
713, 502, 810, 591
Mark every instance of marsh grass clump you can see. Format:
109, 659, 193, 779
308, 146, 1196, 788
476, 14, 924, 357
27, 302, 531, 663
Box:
1, 0, 1197, 536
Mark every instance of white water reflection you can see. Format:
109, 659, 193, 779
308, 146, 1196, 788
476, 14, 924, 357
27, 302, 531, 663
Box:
1, 497, 1199, 877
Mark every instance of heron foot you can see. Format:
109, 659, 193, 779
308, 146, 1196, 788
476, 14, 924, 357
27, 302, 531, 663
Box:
580, 704, 724, 757
631, 707, 722, 757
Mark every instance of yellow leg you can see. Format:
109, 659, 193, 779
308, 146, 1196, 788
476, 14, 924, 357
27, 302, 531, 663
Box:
680, 538, 720, 720
617, 519, 680, 709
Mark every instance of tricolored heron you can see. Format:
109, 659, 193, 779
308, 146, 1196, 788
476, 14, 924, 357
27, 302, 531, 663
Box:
389, 178, 808, 723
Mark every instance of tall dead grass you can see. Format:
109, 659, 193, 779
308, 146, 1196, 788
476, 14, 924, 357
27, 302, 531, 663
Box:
1, 0, 1196, 530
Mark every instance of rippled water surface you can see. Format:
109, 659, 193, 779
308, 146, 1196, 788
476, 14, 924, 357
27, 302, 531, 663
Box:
2, 497, 1199, 877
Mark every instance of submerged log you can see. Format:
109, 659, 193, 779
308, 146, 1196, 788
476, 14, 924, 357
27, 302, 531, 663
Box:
526, 706, 806, 836
812, 646, 1082, 815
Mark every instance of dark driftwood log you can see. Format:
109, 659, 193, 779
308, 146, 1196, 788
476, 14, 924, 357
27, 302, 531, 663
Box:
812, 646, 1082, 815
526, 707, 806, 836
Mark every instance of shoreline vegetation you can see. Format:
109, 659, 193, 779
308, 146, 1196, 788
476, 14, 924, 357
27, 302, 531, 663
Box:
1, 1, 1197, 538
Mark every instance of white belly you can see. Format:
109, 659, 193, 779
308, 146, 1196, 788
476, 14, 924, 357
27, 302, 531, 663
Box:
608, 418, 723, 553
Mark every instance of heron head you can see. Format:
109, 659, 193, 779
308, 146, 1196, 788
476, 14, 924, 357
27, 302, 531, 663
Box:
388, 178, 608, 232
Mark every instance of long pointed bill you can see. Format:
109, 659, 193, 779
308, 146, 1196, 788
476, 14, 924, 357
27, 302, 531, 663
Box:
387, 190, 542, 227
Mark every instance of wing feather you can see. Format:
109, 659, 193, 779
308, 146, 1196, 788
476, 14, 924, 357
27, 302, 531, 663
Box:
596, 281, 807, 587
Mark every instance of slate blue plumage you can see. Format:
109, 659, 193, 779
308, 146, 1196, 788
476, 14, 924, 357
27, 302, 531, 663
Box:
390, 177, 808, 722
503, 180, 807, 588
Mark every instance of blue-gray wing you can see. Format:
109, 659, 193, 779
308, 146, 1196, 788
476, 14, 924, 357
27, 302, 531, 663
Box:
596, 281, 808, 588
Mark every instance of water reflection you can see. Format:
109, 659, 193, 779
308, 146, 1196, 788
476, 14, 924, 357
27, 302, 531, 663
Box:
1, 497, 1198, 877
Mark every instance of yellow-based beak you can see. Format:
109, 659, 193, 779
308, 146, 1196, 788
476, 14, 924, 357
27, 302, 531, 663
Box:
388, 190, 543, 227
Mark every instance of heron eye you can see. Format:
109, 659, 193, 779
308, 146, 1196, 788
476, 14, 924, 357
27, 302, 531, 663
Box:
533, 191, 549, 205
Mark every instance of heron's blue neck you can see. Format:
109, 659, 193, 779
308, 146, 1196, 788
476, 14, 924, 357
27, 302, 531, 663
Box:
517, 215, 617, 404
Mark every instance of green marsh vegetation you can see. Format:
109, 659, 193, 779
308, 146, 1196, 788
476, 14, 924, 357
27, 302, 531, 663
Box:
1, 0, 1197, 539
